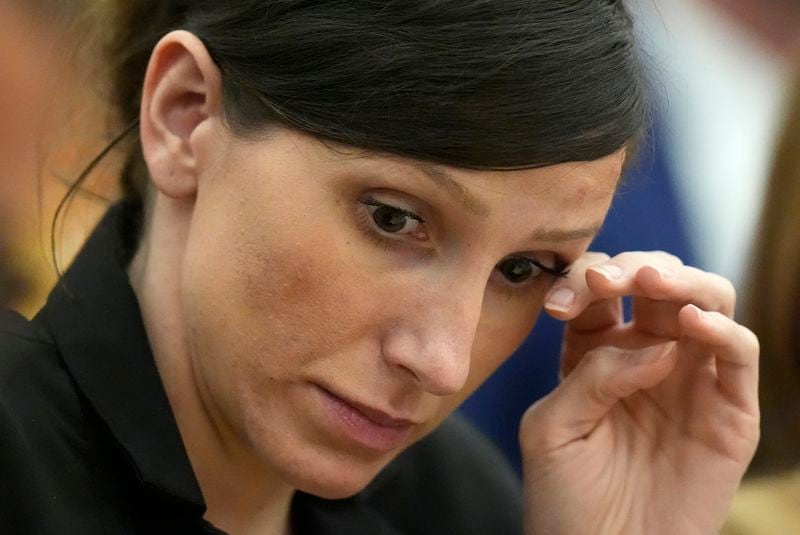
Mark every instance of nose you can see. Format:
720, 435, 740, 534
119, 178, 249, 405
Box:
380, 276, 484, 397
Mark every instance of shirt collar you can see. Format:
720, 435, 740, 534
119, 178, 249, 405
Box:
38, 201, 206, 513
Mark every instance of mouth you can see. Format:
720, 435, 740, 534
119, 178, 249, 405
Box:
313, 384, 415, 453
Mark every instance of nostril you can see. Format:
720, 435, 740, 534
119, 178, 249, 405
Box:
393, 362, 424, 386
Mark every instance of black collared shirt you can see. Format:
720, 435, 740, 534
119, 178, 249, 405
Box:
0, 202, 523, 534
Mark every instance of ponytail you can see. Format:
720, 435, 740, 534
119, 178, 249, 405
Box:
103, 1, 191, 202
49, 0, 188, 274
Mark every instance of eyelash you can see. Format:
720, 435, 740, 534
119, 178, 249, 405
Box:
355, 197, 571, 292
535, 261, 571, 279
361, 197, 426, 225
356, 197, 425, 251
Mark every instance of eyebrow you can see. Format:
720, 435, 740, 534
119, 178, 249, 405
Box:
414, 163, 491, 218
529, 224, 603, 243
414, 162, 603, 243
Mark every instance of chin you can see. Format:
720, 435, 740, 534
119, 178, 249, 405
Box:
288, 456, 385, 500
265, 435, 399, 499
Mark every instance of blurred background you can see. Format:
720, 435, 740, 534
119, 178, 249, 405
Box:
0, 0, 122, 317
2, 0, 799, 533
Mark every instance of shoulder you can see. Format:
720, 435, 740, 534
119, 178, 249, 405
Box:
0, 308, 50, 347
0, 308, 87, 453
363, 414, 523, 535
0, 309, 63, 400
0, 308, 86, 454
0, 309, 72, 417
0, 310, 117, 529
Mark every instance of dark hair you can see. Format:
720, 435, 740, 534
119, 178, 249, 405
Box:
103, 0, 647, 201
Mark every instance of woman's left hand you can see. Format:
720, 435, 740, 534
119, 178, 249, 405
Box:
519, 251, 760, 535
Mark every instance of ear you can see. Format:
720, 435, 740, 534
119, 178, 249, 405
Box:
139, 30, 222, 199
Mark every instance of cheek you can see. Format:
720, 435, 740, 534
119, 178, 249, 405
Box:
469, 301, 542, 389
181, 183, 385, 386
237, 242, 358, 359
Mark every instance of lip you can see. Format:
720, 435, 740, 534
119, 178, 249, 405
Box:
314, 384, 416, 453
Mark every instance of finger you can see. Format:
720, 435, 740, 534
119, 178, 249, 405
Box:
560, 321, 669, 379
588, 262, 737, 318
544, 252, 623, 336
635, 265, 736, 317
544, 251, 683, 330
607, 265, 736, 340
522, 343, 677, 447
678, 304, 759, 413
587, 250, 684, 292
544, 252, 610, 318
566, 297, 623, 333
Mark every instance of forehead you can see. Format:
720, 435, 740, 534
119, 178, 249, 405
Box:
230, 128, 623, 220
465, 161, 623, 246
310, 133, 622, 196
454, 154, 624, 204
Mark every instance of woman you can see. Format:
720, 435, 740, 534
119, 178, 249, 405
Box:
0, 1, 759, 534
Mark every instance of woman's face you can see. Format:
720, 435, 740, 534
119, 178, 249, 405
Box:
179, 127, 623, 497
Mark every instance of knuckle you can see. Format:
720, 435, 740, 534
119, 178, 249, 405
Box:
612, 251, 637, 264
583, 346, 621, 374
582, 251, 611, 264
650, 250, 684, 265
714, 275, 737, 310
739, 325, 760, 355
520, 400, 562, 450
722, 277, 737, 302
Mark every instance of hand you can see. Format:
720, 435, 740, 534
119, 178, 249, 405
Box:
519, 251, 759, 535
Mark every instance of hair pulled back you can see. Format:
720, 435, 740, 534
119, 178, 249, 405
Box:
106, 0, 647, 201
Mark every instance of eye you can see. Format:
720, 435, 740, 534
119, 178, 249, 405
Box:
496, 257, 542, 283
360, 198, 427, 239
495, 256, 569, 284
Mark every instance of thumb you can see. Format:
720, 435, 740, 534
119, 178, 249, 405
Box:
520, 343, 675, 450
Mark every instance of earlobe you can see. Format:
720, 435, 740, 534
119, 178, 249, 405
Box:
140, 30, 223, 199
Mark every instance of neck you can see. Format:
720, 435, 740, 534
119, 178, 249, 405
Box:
128, 195, 295, 535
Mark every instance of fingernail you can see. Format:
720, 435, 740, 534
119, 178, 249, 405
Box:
589, 264, 623, 281
545, 288, 575, 312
